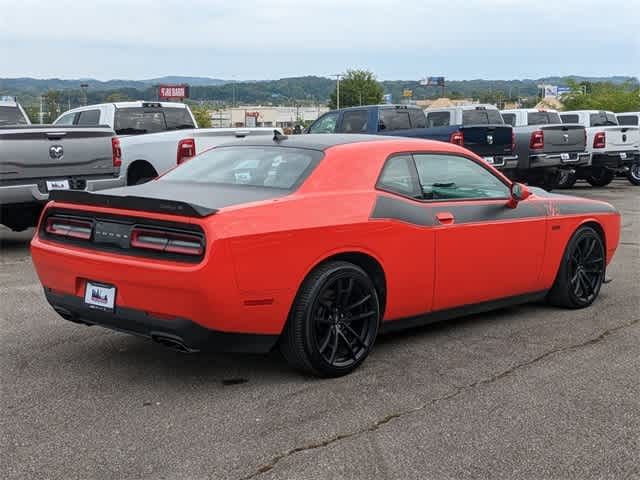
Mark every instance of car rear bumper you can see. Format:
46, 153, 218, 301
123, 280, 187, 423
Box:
0, 175, 124, 205
43, 289, 278, 353
488, 155, 519, 170
592, 151, 637, 169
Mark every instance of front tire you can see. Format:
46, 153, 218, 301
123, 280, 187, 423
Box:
586, 167, 614, 187
279, 261, 380, 377
547, 226, 605, 309
627, 163, 640, 186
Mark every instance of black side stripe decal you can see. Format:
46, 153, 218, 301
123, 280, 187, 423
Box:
370, 195, 616, 226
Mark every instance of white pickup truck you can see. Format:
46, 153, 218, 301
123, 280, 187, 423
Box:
616, 112, 640, 185
54, 101, 276, 185
559, 110, 639, 187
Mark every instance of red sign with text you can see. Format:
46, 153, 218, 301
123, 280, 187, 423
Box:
158, 85, 189, 100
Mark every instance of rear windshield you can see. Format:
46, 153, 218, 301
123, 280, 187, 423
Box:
161, 146, 323, 190
0, 106, 28, 125
561, 114, 579, 123
617, 115, 638, 126
114, 107, 195, 135
462, 109, 504, 125
590, 112, 618, 127
527, 112, 562, 125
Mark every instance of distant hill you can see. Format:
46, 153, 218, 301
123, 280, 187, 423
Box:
2, 75, 636, 110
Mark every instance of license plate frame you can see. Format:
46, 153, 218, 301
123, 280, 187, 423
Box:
483, 156, 495, 164
46, 179, 70, 191
560, 153, 570, 161
84, 281, 117, 311
620, 152, 627, 160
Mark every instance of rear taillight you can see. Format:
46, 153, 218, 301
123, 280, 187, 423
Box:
111, 137, 122, 167
449, 130, 464, 146
530, 130, 544, 149
177, 138, 196, 165
583, 128, 587, 147
593, 131, 606, 149
45, 216, 93, 240
511, 131, 516, 153
131, 227, 203, 256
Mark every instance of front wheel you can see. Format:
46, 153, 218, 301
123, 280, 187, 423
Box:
547, 226, 605, 309
586, 167, 614, 187
279, 261, 380, 377
627, 163, 640, 186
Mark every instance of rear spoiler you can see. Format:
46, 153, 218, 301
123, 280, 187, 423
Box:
49, 190, 217, 218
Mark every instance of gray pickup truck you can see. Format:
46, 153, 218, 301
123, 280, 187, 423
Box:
501, 109, 589, 189
0, 125, 123, 231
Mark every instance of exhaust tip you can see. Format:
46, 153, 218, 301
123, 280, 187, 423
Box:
150, 333, 194, 353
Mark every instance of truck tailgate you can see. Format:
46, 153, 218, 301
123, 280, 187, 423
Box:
0, 126, 116, 184
603, 126, 640, 150
539, 124, 585, 153
461, 125, 513, 157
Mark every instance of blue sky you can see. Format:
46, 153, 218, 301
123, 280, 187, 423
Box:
1, 0, 638, 81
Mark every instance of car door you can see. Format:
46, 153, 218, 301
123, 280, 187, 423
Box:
412, 153, 547, 311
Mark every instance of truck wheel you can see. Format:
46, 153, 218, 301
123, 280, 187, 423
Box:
127, 161, 158, 186
586, 168, 614, 187
557, 169, 577, 189
627, 163, 640, 186
279, 261, 380, 377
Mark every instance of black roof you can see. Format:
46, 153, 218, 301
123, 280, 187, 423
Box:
219, 133, 398, 151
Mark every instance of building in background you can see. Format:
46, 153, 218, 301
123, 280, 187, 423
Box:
415, 98, 478, 109
210, 105, 329, 128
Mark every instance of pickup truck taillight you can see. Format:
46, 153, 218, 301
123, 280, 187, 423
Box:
111, 137, 122, 167
511, 131, 516, 153
177, 138, 196, 165
529, 130, 544, 149
449, 131, 464, 146
593, 131, 606, 149
131, 227, 203, 256
45, 216, 93, 240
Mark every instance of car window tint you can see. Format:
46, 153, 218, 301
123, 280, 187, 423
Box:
527, 112, 561, 125
114, 108, 167, 135
161, 146, 322, 190
426, 111, 451, 127
462, 109, 504, 125
590, 112, 618, 127
76, 109, 100, 125
379, 109, 411, 131
377, 155, 420, 197
340, 110, 368, 133
409, 109, 426, 128
501, 113, 516, 126
54, 113, 76, 125
617, 115, 638, 126
413, 154, 509, 201
164, 108, 196, 130
309, 112, 338, 133
561, 114, 579, 123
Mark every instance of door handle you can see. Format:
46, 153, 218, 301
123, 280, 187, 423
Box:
435, 211, 455, 225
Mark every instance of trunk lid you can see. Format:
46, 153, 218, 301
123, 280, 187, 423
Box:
538, 124, 586, 153
602, 126, 640, 150
460, 125, 513, 157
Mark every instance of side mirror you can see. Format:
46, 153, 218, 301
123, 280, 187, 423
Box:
507, 182, 531, 208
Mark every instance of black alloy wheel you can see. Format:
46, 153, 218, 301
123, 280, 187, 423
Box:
627, 162, 640, 186
586, 167, 614, 187
548, 226, 605, 308
557, 169, 577, 189
280, 261, 380, 377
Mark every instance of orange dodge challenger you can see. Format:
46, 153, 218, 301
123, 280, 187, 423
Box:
31, 134, 620, 376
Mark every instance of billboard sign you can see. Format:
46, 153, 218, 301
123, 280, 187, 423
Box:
421, 77, 445, 86
383, 93, 393, 104
158, 84, 189, 100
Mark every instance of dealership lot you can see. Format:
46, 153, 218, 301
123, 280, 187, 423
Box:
1, 181, 638, 479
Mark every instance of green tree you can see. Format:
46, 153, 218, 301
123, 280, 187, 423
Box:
42, 90, 62, 123
191, 105, 212, 128
329, 70, 384, 109
562, 80, 640, 112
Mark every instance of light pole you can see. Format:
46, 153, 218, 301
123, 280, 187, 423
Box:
80, 83, 88, 106
332, 74, 343, 109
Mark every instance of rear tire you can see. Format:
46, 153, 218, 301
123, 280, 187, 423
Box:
547, 226, 605, 309
586, 167, 614, 187
556, 169, 577, 189
627, 163, 640, 186
279, 261, 380, 377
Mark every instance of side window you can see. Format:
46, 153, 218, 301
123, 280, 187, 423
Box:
502, 113, 516, 126
561, 114, 579, 124
340, 110, 368, 133
409, 109, 426, 128
413, 154, 510, 200
379, 109, 411, 131
54, 113, 76, 125
309, 112, 338, 134
426, 111, 451, 127
76, 109, 101, 125
377, 155, 420, 198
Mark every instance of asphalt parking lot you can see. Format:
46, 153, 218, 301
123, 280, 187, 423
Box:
1, 180, 639, 480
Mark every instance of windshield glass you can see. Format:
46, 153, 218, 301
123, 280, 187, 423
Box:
161, 146, 323, 190
114, 107, 195, 135
462, 109, 504, 125
527, 112, 562, 125
0, 106, 28, 125
617, 115, 638, 126
590, 112, 618, 127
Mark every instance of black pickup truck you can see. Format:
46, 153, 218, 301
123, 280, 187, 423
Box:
307, 104, 518, 173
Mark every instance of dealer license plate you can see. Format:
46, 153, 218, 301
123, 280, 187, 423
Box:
561, 153, 570, 161
46, 179, 69, 190
84, 281, 116, 311
483, 157, 494, 164
620, 152, 627, 159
